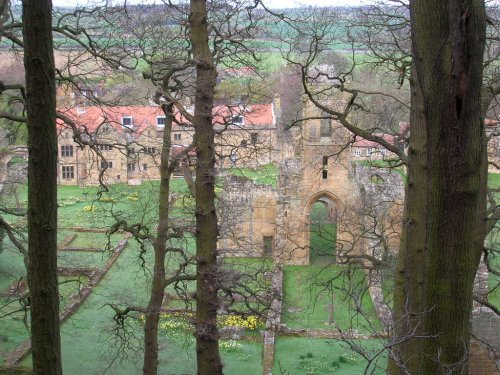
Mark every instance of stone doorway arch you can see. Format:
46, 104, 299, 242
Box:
304, 191, 340, 264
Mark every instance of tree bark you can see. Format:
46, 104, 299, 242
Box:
389, 1, 486, 374
143, 102, 174, 375
190, 1, 223, 374
22, 0, 63, 374
389, 63, 429, 375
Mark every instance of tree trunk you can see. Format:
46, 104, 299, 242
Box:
389, 1, 486, 374
389, 63, 429, 375
143, 102, 174, 375
190, 1, 223, 374
22, 0, 63, 374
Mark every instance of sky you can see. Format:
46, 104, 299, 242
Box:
52, 0, 369, 8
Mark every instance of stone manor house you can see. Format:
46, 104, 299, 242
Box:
56, 101, 405, 186
56, 103, 278, 185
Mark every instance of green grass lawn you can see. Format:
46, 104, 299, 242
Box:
0, 164, 440, 373
0, 274, 91, 360
0, 299, 29, 359
488, 172, 500, 188
225, 164, 279, 187
309, 202, 337, 265
0, 240, 26, 293
14, 242, 264, 375
282, 264, 381, 332
273, 337, 386, 375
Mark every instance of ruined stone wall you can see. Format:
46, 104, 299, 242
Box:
469, 309, 500, 374
218, 102, 406, 265
218, 174, 278, 258
273, 101, 363, 264
351, 163, 405, 260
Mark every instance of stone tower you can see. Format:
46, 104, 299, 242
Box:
274, 100, 363, 265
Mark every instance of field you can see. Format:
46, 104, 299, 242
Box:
1, 168, 498, 374
0, 167, 384, 374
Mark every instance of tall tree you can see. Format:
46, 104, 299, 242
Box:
190, 0, 223, 374
268, 2, 494, 372
22, 0, 63, 374
389, 0, 487, 373
57, 2, 266, 373
142, 101, 174, 375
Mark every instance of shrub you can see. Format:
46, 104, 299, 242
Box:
219, 340, 243, 352
218, 314, 262, 331
127, 192, 139, 201
98, 196, 117, 203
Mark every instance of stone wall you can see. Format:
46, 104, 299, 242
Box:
218, 174, 278, 258
469, 309, 500, 374
351, 163, 405, 260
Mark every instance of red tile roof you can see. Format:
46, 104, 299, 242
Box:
212, 104, 275, 127
57, 103, 275, 135
485, 118, 499, 126
352, 122, 410, 149
220, 66, 256, 77
57, 106, 165, 135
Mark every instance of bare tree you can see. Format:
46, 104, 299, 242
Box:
263, 2, 496, 374
47, 3, 271, 374
389, 1, 487, 373
22, 0, 62, 374
189, 1, 224, 372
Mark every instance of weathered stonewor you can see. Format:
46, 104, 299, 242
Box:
219, 101, 367, 265
366, 270, 393, 333
4, 236, 129, 366
262, 265, 283, 375
0, 279, 28, 297
473, 259, 490, 307
276, 326, 388, 340
59, 246, 105, 252
57, 233, 76, 248
0, 146, 28, 195
469, 308, 500, 375
218, 173, 278, 259
58, 226, 112, 233
57, 267, 97, 278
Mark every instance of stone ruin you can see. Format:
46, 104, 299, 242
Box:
218, 111, 406, 267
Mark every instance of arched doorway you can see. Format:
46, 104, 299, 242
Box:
307, 193, 338, 265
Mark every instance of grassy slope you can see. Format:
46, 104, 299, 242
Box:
1, 179, 263, 373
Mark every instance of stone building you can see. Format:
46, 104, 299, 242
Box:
219, 99, 406, 265
469, 309, 500, 374
57, 106, 165, 186
56, 103, 276, 185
